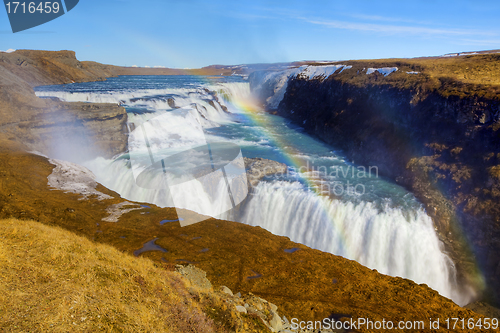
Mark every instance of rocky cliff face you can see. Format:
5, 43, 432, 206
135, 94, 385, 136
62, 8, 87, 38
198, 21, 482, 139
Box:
0, 50, 127, 159
250, 60, 500, 307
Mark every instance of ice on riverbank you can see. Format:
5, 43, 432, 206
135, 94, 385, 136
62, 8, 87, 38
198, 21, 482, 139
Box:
47, 158, 113, 201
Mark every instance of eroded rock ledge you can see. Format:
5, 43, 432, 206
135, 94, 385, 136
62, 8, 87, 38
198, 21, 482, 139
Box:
244, 157, 287, 187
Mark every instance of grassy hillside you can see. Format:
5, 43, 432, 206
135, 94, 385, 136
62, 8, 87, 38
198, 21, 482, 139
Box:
304, 53, 500, 100
0, 218, 222, 332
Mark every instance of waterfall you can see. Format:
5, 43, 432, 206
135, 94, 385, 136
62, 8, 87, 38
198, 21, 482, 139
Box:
238, 180, 468, 304
36, 77, 470, 305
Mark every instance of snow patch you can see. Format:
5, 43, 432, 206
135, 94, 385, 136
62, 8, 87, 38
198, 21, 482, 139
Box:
339, 65, 352, 73
295, 65, 352, 80
29, 151, 49, 158
1, 49, 16, 53
366, 67, 398, 76
406, 71, 419, 74
102, 201, 143, 222
47, 159, 113, 201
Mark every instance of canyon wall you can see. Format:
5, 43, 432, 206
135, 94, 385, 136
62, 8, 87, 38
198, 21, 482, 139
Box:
250, 58, 500, 306
0, 50, 127, 159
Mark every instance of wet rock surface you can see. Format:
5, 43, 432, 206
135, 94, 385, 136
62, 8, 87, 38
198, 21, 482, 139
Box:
244, 157, 287, 187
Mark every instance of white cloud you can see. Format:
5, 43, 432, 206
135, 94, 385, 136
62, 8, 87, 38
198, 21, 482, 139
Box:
345, 13, 432, 25
455, 39, 500, 46
299, 17, 493, 37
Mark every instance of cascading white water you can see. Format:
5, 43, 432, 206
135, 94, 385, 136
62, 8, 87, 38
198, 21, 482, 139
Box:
239, 181, 468, 304
36, 77, 470, 305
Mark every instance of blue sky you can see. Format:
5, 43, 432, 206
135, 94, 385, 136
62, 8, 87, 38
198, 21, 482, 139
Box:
1, 0, 500, 68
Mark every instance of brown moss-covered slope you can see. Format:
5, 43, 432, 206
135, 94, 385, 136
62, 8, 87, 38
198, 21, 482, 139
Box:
0, 50, 114, 87
0, 218, 223, 332
1, 216, 295, 333
0, 139, 494, 332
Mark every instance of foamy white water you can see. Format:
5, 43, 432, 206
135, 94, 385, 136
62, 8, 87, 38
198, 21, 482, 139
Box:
239, 180, 468, 304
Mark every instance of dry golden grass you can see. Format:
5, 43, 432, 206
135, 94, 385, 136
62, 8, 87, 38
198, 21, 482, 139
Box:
0, 218, 220, 333
306, 53, 500, 99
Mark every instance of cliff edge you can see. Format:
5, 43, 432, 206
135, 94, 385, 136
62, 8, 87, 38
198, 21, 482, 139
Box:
0, 50, 127, 159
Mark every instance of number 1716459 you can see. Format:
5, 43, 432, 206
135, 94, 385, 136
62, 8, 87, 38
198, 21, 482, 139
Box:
5, 2, 60, 14
445, 318, 499, 330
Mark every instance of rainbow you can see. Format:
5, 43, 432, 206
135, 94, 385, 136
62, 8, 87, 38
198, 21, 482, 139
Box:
213, 81, 350, 256
209, 77, 485, 302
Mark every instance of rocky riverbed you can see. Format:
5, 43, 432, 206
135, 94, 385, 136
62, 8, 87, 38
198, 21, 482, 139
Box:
244, 157, 288, 187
